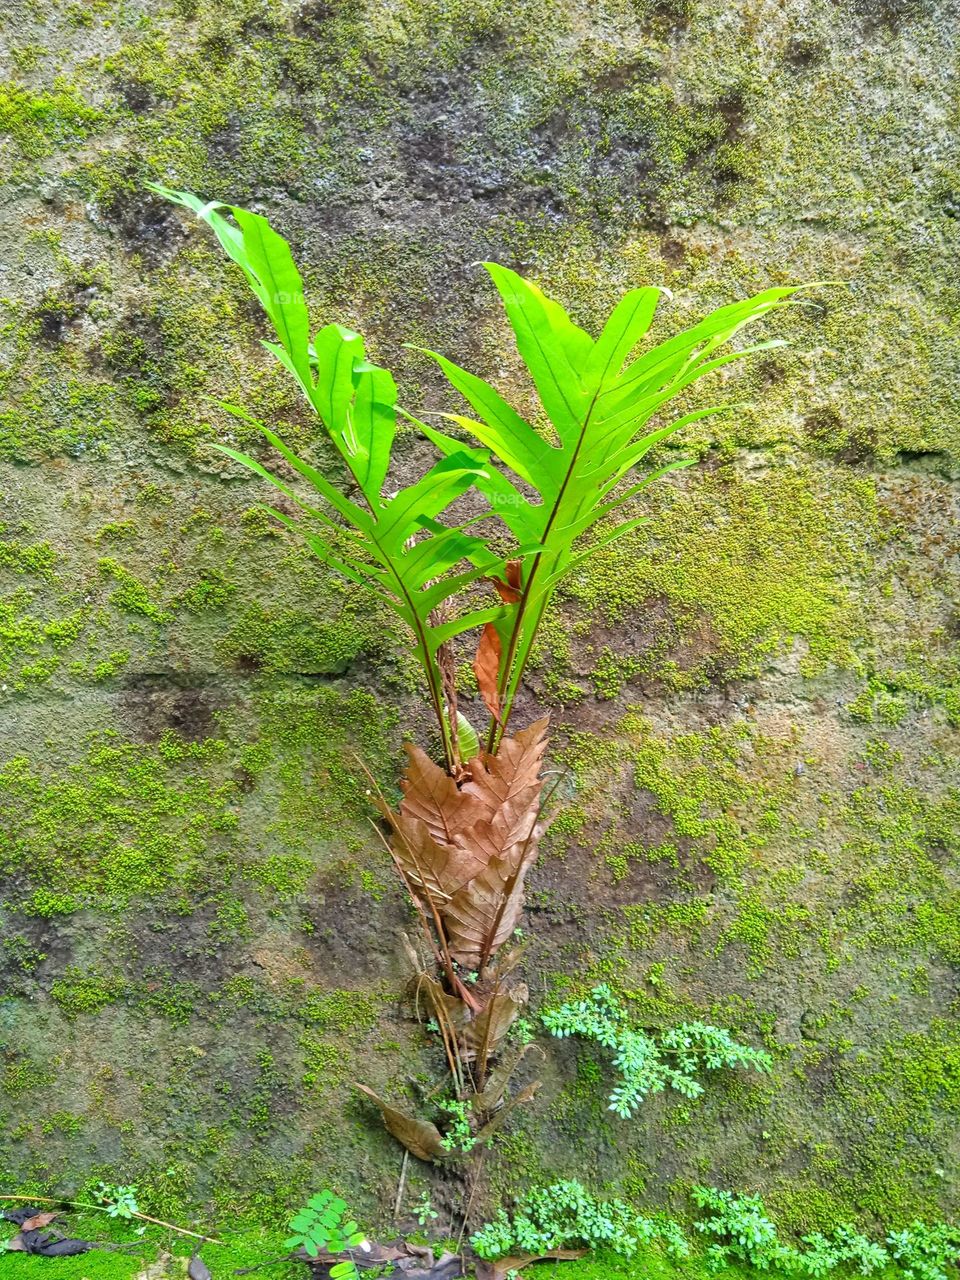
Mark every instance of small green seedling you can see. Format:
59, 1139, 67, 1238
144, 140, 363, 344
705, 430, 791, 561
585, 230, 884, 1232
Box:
413, 1191, 439, 1227
92, 1182, 140, 1219
284, 1189, 368, 1277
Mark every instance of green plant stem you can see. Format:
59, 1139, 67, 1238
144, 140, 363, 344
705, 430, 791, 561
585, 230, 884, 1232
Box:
361, 505, 456, 774
0, 1195, 225, 1246
488, 387, 603, 753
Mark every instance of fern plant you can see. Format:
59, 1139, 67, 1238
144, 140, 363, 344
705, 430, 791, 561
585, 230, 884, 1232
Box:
414, 266, 807, 750
471, 1179, 690, 1263
148, 182, 806, 767
284, 1189, 367, 1274
147, 181, 812, 1155
147, 185, 510, 775
542, 984, 772, 1117
691, 1187, 960, 1280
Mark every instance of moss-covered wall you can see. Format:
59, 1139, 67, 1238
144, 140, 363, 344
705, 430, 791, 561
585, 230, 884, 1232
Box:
1, 0, 959, 1237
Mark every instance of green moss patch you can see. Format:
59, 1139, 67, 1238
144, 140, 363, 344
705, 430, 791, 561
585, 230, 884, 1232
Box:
566, 463, 877, 680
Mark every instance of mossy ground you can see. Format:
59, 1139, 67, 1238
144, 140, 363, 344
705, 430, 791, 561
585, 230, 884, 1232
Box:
0, 1228, 750, 1280
1, 0, 959, 1249
0, 1227, 932, 1280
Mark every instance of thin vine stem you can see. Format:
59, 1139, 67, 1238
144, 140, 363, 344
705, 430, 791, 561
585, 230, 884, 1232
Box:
0, 1195, 225, 1246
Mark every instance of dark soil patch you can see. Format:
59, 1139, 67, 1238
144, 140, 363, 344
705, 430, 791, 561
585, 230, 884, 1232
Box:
119, 673, 220, 742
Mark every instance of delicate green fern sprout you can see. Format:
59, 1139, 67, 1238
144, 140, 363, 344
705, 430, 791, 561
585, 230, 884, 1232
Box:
438, 1097, 477, 1153
886, 1222, 960, 1280
542, 984, 772, 1117
691, 1187, 917, 1278
284, 1189, 367, 1274
414, 267, 814, 750
471, 1179, 690, 1262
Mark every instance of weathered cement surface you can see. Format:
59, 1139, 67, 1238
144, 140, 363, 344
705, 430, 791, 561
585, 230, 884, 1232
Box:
0, 0, 959, 1236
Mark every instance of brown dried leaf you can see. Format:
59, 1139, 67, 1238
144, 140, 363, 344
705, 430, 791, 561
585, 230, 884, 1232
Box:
489, 559, 523, 604
392, 812, 487, 902
399, 930, 425, 975
398, 745, 487, 841
407, 973, 519, 1065
354, 1084, 447, 1162
462, 717, 549, 813
389, 720, 550, 987
404, 1249, 463, 1278
439, 722, 549, 967
443, 846, 538, 969
475, 1249, 586, 1280
410, 973, 470, 1030
490, 943, 528, 979
474, 623, 503, 722
458, 984, 528, 1060
301, 1242, 406, 1268
473, 1081, 541, 1143
304, 1241, 464, 1276
20, 1213, 58, 1231
461, 799, 542, 876
470, 1041, 543, 1111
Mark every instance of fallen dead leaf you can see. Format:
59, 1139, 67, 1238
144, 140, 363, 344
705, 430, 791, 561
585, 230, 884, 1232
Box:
353, 1084, 447, 1162
20, 1212, 58, 1231
474, 1248, 587, 1279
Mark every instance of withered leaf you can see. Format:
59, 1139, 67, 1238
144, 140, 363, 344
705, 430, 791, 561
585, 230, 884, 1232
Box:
489, 558, 522, 604
301, 1241, 463, 1277
385, 719, 550, 1057
491, 943, 528, 979
458, 985, 528, 1060
399, 930, 425, 975
474, 1249, 586, 1280
409, 972, 473, 1041
470, 1041, 543, 1112
417, 978, 523, 1064
460, 798, 541, 877
403, 1249, 464, 1278
20, 1212, 58, 1231
391, 812, 487, 902
398, 745, 486, 842
461, 717, 549, 812
3, 1206, 89, 1255
473, 1081, 541, 1144
354, 1084, 447, 1162
474, 623, 503, 722
18, 1230, 91, 1257
443, 848, 537, 969
4, 1206, 47, 1226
